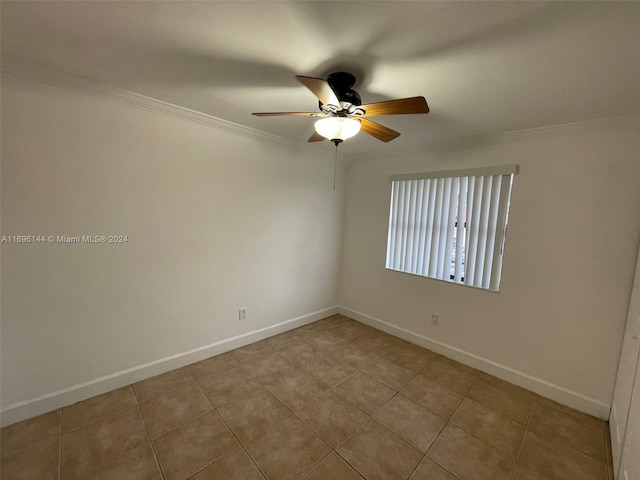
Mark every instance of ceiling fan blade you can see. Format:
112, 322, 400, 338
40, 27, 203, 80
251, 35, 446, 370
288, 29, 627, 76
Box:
360, 118, 401, 142
295, 76, 342, 109
359, 96, 429, 116
308, 131, 325, 142
252, 112, 317, 117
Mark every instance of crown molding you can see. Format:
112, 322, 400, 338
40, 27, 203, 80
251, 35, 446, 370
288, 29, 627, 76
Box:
1, 55, 328, 155
3, 55, 637, 164
347, 114, 640, 164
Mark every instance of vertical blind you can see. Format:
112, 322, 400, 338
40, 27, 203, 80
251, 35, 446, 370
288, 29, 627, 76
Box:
385, 165, 518, 291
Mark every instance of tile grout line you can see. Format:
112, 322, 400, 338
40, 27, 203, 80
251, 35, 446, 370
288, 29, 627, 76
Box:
323, 343, 454, 477
536, 394, 606, 424
330, 374, 392, 451
61, 385, 140, 433
227, 358, 333, 480
464, 378, 534, 427
402, 406, 455, 480
446, 417, 522, 465
404, 458, 423, 480
332, 371, 394, 417
420, 388, 467, 477
155, 362, 267, 480
155, 369, 249, 479
423, 419, 458, 478
529, 397, 610, 466
332, 448, 368, 480
208, 404, 270, 480
460, 385, 530, 424
274, 343, 365, 390
135, 379, 196, 406
297, 358, 405, 479
132, 383, 168, 480
295, 387, 369, 449
294, 448, 334, 480
374, 359, 423, 393
421, 381, 515, 480
185, 356, 242, 387
244, 350, 339, 397
235, 355, 315, 414
447, 408, 526, 463
136, 372, 214, 439
57, 386, 163, 479
509, 394, 536, 480
333, 389, 422, 479
172, 376, 232, 479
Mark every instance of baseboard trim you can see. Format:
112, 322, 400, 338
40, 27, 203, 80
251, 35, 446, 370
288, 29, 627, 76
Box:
339, 306, 611, 420
1, 306, 338, 427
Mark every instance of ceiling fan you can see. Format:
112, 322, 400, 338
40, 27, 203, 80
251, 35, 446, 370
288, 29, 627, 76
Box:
252, 72, 430, 145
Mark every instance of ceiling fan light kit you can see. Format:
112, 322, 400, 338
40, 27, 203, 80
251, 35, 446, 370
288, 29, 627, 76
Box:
314, 116, 361, 145
252, 71, 430, 144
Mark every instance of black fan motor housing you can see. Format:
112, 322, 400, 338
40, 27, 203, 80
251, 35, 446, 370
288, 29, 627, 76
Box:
327, 72, 362, 106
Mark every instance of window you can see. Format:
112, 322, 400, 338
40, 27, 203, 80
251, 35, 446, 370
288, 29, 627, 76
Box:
385, 165, 518, 291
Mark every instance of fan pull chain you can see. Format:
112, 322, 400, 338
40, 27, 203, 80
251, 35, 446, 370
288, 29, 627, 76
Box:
333, 142, 338, 191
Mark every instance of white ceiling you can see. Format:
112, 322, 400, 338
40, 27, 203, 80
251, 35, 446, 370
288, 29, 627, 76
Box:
2, 1, 639, 155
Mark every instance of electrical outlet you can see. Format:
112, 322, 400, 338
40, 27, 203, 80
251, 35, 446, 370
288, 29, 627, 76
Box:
431, 313, 439, 325
239, 308, 247, 321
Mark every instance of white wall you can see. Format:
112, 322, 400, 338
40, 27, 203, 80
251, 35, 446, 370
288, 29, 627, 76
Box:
339, 126, 640, 415
0, 74, 344, 415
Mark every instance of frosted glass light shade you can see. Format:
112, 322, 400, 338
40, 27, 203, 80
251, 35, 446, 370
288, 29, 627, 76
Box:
314, 117, 361, 141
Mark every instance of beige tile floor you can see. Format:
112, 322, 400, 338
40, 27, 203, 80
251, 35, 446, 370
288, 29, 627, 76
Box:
1, 314, 614, 480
